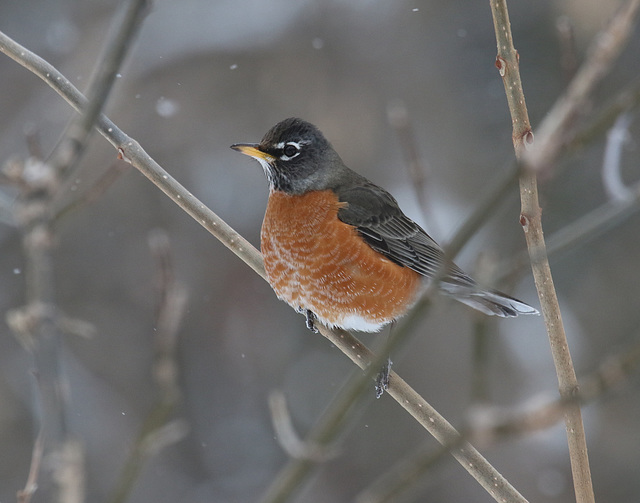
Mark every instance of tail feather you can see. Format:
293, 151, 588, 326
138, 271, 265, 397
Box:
441, 284, 539, 318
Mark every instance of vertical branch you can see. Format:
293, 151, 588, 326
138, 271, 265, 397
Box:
490, 2, 591, 500
486, 1, 640, 502
108, 231, 188, 503
7, 133, 80, 503
16, 409, 45, 503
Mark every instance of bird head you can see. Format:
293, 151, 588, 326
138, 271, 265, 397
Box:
231, 117, 348, 194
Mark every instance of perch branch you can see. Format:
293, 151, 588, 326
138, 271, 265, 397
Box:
261, 323, 528, 503
356, 331, 640, 503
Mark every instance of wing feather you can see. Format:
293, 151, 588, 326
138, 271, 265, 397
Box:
336, 182, 474, 287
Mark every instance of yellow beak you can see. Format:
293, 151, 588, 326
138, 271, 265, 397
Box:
230, 143, 276, 163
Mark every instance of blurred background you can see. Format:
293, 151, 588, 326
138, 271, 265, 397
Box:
1, 0, 639, 502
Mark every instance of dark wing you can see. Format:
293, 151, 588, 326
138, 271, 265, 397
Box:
336, 180, 539, 317
336, 182, 475, 287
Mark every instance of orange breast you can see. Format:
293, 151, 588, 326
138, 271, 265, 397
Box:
260, 189, 422, 332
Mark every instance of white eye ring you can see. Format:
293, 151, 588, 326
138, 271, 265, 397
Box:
280, 142, 300, 160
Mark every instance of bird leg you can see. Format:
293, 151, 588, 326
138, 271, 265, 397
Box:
374, 357, 393, 398
304, 309, 318, 333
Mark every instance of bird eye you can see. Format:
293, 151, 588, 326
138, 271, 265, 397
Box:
282, 143, 299, 158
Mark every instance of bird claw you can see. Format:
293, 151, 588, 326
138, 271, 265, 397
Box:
374, 358, 393, 398
304, 309, 318, 333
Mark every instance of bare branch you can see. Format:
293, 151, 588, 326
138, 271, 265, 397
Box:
602, 112, 634, 201
468, 333, 640, 441
17, 427, 44, 503
487, 1, 640, 502
51, 440, 85, 503
268, 391, 340, 462
48, 0, 150, 178
357, 331, 640, 503
499, 176, 640, 281
523, 0, 640, 174
0, 29, 265, 280
568, 77, 640, 151
108, 230, 188, 503
54, 161, 130, 222
148, 230, 188, 402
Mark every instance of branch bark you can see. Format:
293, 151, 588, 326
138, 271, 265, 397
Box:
487, 1, 640, 501
491, 0, 594, 499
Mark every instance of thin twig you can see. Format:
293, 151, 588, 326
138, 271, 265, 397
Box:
48, 0, 150, 179
568, 77, 640, 151
267, 390, 340, 462
54, 160, 130, 221
523, 0, 640, 175
498, 177, 640, 282
108, 230, 188, 503
548, 183, 640, 257
602, 112, 634, 201
17, 425, 44, 503
467, 333, 640, 440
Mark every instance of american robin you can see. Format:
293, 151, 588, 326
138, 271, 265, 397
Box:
231, 118, 538, 333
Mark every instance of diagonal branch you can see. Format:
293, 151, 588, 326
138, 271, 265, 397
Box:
498, 177, 640, 282
261, 322, 528, 503
48, 0, 150, 178
355, 330, 640, 503
522, 0, 640, 175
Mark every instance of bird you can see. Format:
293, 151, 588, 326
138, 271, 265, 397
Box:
231, 118, 538, 334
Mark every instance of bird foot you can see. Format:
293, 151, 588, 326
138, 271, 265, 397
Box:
374, 358, 393, 398
304, 309, 318, 333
